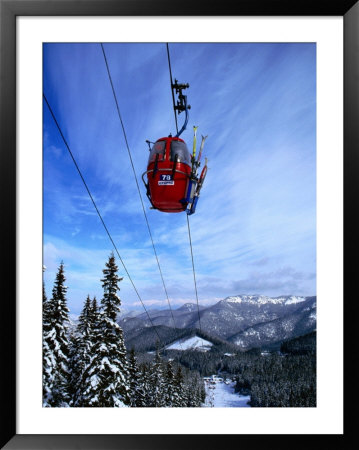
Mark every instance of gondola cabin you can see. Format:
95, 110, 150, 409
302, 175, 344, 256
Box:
144, 136, 192, 213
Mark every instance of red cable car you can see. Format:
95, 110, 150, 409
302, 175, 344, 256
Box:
143, 136, 192, 213
142, 80, 207, 215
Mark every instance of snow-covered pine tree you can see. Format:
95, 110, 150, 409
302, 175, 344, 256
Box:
128, 348, 145, 407
181, 379, 192, 407
197, 374, 206, 405
164, 359, 176, 407
186, 372, 204, 407
89, 296, 101, 357
68, 295, 99, 406
77, 297, 103, 406
140, 363, 153, 407
67, 330, 80, 406
173, 366, 185, 407
89, 297, 102, 361
84, 254, 130, 407
42, 274, 56, 406
149, 347, 165, 407
43, 277, 47, 303
43, 262, 71, 406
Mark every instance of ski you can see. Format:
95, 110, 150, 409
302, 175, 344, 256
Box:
192, 125, 199, 159
197, 134, 208, 164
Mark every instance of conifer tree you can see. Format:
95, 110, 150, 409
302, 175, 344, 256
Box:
128, 348, 145, 407
149, 347, 165, 407
198, 375, 206, 404
67, 331, 79, 406
186, 372, 204, 407
181, 375, 192, 407
42, 272, 55, 406
43, 262, 71, 406
84, 254, 130, 407
68, 295, 100, 406
77, 296, 102, 406
140, 363, 153, 407
164, 359, 176, 407
89, 296, 101, 352
173, 366, 185, 407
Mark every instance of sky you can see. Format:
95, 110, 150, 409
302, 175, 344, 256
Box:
43, 42, 316, 316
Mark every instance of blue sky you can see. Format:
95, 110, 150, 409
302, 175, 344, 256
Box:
43, 42, 316, 316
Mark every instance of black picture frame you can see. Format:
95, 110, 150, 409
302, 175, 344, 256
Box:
1, 0, 356, 448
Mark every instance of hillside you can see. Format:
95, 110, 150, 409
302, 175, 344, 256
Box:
119, 295, 316, 351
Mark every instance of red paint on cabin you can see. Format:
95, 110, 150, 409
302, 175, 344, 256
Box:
146, 137, 191, 212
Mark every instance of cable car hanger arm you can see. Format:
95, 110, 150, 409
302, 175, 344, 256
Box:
172, 79, 191, 137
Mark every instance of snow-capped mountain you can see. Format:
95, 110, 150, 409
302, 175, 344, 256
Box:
177, 303, 206, 313
118, 308, 142, 319
196, 295, 316, 341
124, 302, 206, 329
119, 295, 316, 351
228, 300, 317, 349
224, 295, 306, 305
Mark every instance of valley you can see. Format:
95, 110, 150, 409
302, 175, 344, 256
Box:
126, 295, 317, 409
63, 291, 317, 408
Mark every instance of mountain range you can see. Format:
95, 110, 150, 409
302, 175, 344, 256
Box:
119, 295, 316, 351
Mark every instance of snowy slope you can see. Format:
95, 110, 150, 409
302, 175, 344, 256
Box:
166, 335, 213, 351
203, 380, 250, 408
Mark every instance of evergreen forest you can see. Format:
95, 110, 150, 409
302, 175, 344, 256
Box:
43, 255, 204, 407
43, 255, 316, 408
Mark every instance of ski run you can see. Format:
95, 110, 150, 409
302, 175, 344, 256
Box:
203, 375, 251, 408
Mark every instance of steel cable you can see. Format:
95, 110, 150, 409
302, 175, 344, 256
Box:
43, 93, 164, 347
101, 43, 182, 344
